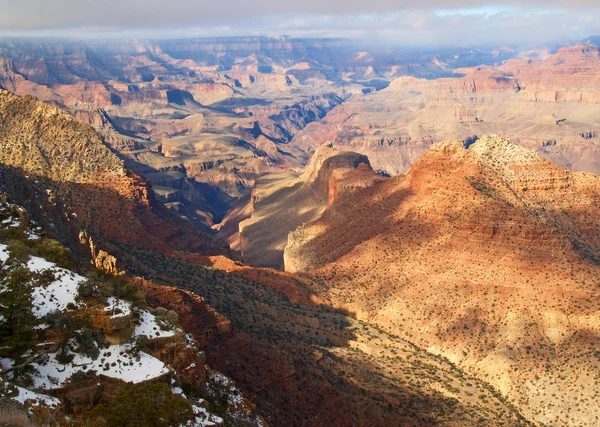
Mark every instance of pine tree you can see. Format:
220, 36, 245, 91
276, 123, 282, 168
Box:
0, 266, 36, 359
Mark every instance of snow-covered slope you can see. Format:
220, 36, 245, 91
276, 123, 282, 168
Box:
0, 197, 263, 426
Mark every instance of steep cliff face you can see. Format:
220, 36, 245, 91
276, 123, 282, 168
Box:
236, 144, 382, 269
285, 135, 600, 426
0, 52, 348, 230
0, 36, 524, 233
264, 93, 344, 142
300, 144, 378, 206
0, 58, 25, 92
0, 90, 228, 261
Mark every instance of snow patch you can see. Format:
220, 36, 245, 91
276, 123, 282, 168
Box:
29, 344, 169, 390
104, 297, 131, 318
134, 310, 177, 338
188, 404, 223, 427
0, 243, 9, 263
28, 256, 85, 318
0, 357, 14, 371
1, 218, 21, 228
13, 386, 60, 408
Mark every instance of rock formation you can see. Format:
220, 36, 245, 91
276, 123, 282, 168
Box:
285, 135, 600, 425
0, 92, 535, 425
294, 44, 600, 176
7, 37, 600, 425
235, 144, 382, 268
0, 36, 524, 230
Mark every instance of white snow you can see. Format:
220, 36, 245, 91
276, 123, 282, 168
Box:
0, 357, 14, 371
228, 389, 243, 406
28, 256, 60, 272
26, 231, 40, 240
29, 344, 170, 390
210, 371, 230, 387
13, 386, 60, 408
28, 256, 85, 318
187, 404, 223, 427
185, 333, 198, 349
0, 243, 9, 263
205, 370, 252, 417
104, 297, 132, 318
134, 310, 177, 338
1, 218, 21, 228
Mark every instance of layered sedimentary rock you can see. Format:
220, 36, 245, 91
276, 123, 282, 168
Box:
0, 36, 524, 230
285, 135, 600, 426
235, 144, 382, 268
294, 44, 600, 176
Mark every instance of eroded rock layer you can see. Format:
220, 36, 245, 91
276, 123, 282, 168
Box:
294, 44, 600, 176
235, 144, 382, 268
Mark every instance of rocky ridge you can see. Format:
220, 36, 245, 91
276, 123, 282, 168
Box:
285, 135, 600, 426
0, 90, 228, 262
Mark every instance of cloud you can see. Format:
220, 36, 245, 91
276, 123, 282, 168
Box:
0, 0, 598, 46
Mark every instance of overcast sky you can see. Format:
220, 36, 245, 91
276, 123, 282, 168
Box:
0, 0, 598, 46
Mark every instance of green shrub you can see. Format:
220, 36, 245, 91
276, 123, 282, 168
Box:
68, 369, 98, 384
0, 228, 27, 242
73, 329, 106, 360
88, 382, 194, 427
80, 271, 142, 306
6, 240, 31, 264
33, 239, 74, 269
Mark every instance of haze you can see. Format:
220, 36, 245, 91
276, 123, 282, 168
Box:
1, 0, 599, 46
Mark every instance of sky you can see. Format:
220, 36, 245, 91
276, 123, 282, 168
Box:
0, 0, 598, 46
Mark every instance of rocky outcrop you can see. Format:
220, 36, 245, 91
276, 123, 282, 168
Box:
134, 278, 232, 347
79, 231, 120, 274
85, 304, 133, 336
285, 135, 600, 426
53, 372, 173, 414
237, 144, 382, 269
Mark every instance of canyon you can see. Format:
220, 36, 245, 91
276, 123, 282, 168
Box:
0, 36, 521, 235
0, 90, 529, 426
2, 35, 600, 426
232, 144, 382, 268
294, 43, 600, 177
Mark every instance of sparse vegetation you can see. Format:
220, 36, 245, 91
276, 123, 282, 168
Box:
87, 382, 194, 427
